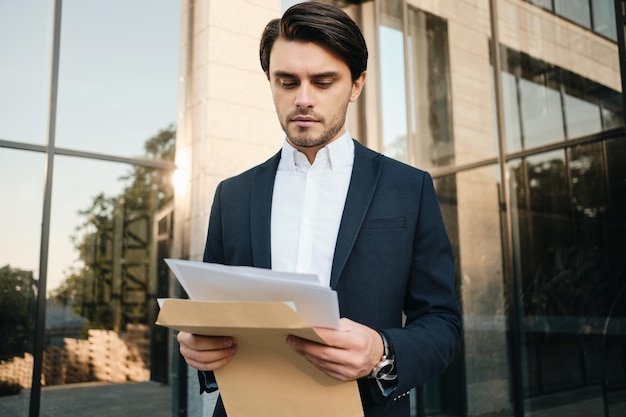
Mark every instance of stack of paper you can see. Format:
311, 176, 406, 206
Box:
155, 259, 363, 417
162, 259, 340, 329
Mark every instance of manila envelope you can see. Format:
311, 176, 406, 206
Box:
156, 298, 364, 417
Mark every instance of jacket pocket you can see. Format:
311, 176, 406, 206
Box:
361, 217, 406, 229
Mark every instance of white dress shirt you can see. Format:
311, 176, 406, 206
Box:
271, 131, 354, 287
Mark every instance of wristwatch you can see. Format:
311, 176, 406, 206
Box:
369, 330, 397, 381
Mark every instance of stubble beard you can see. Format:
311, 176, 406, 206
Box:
281, 103, 349, 149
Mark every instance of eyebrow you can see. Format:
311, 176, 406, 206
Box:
272, 70, 341, 79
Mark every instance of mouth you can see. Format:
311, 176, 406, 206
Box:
290, 115, 319, 128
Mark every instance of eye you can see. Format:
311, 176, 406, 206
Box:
315, 79, 333, 88
278, 79, 298, 89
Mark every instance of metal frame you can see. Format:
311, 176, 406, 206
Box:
28, 1, 62, 414
488, 1, 526, 416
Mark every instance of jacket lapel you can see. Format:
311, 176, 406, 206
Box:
330, 141, 382, 288
250, 151, 281, 269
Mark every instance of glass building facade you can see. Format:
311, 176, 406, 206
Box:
0, 0, 179, 416
1, 0, 625, 416
369, 1, 626, 416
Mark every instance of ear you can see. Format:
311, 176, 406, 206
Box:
349, 71, 367, 102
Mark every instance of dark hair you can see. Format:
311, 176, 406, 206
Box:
259, 2, 368, 82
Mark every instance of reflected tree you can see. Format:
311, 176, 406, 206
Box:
0, 265, 37, 360
514, 149, 624, 321
50, 125, 175, 333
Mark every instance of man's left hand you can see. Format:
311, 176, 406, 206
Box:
286, 317, 384, 381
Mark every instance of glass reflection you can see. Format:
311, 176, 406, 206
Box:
509, 141, 626, 415
0, 149, 45, 417
41, 133, 173, 411
499, 47, 623, 151
520, 78, 565, 148
0, 0, 52, 145
55, 0, 179, 159
433, 167, 510, 417
407, 7, 454, 170
591, 0, 617, 40
527, 0, 617, 41
501, 72, 522, 153
563, 93, 602, 139
603, 137, 626, 414
554, 0, 591, 28
379, 2, 408, 163
528, 0, 553, 11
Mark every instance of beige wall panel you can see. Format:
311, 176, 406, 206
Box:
452, 72, 491, 108
176, 0, 282, 264
449, 22, 491, 58
208, 0, 277, 38
454, 124, 494, 164
453, 95, 491, 133
205, 64, 273, 110
204, 99, 280, 147
175, 1, 283, 415
450, 46, 491, 81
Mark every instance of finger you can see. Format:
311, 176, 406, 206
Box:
287, 336, 360, 378
180, 346, 236, 371
177, 332, 237, 371
288, 324, 381, 380
177, 332, 234, 350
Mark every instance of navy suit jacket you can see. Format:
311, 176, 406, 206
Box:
200, 140, 462, 417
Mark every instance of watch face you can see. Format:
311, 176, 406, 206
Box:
376, 364, 393, 378
374, 359, 395, 379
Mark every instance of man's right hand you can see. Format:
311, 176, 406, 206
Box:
177, 332, 237, 371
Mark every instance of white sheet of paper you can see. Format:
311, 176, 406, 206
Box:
164, 259, 340, 329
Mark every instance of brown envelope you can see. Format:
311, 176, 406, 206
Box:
156, 299, 364, 417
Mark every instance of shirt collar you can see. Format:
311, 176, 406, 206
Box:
279, 130, 354, 172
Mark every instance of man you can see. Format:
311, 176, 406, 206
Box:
177, 2, 462, 416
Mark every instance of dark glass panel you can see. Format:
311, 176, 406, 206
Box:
428, 168, 510, 417
510, 140, 626, 414
603, 137, 626, 414
526, 150, 569, 215
427, 175, 466, 417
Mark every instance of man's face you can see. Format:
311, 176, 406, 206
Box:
268, 38, 366, 155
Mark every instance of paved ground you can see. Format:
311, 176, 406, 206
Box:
0, 381, 624, 417
0, 381, 171, 417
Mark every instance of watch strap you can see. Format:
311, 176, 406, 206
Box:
369, 330, 397, 380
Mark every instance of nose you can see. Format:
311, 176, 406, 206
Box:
294, 83, 314, 108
